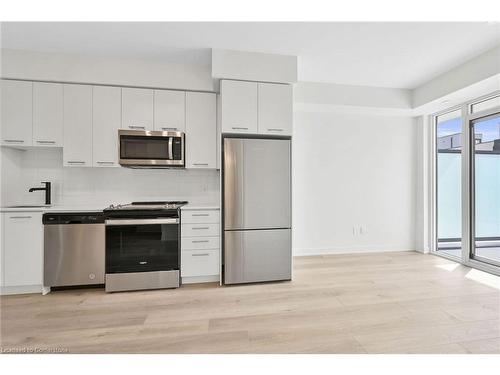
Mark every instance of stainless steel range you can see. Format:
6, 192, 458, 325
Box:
103, 201, 187, 292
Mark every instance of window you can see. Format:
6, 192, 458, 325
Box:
470, 95, 500, 114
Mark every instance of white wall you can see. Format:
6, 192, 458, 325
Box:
413, 46, 500, 108
292, 110, 417, 255
212, 49, 297, 83
295, 81, 412, 110
1, 147, 220, 208
1, 48, 214, 91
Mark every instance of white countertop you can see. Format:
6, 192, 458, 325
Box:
1, 202, 220, 213
0, 205, 106, 213
181, 204, 220, 211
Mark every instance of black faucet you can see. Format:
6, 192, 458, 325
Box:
29, 181, 51, 205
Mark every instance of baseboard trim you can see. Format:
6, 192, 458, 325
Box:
182, 275, 220, 284
293, 247, 416, 257
1, 284, 43, 295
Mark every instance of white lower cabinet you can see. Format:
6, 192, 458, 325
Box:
1, 212, 43, 294
181, 250, 219, 278
181, 209, 220, 283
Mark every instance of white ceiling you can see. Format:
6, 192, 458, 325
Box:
1, 22, 499, 89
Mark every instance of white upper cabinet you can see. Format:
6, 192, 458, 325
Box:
221, 80, 258, 134
93, 86, 121, 167
258, 83, 293, 136
63, 84, 92, 167
33, 82, 63, 147
185, 92, 217, 169
1, 80, 33, 146
121, 88, 153, 130
154, 90, 186, 132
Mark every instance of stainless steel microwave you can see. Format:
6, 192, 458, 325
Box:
118, 129, 185, 168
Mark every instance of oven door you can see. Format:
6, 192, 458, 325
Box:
119, 130, 184, 167
105, 218, 179, 274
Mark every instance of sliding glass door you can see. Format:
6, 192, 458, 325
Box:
470, 112, 500, 267
435, 109, 463, 258
432, 93, 500, 275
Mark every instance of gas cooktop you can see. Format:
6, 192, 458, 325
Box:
103, 201, 188, 218
105, 201, 188, 211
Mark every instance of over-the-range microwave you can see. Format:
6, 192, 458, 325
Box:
118, 129, 185, 168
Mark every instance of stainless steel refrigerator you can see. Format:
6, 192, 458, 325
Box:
223, 136, 291, 284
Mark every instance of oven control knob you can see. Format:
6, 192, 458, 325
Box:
89, 273, 96, 280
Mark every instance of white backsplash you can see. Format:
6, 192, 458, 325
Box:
0, 147, 220, 207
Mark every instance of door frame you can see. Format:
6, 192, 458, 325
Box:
465, 107, 500, 274
430, 91, 500, 276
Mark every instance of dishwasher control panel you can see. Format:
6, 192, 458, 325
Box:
43, 212, 105, 225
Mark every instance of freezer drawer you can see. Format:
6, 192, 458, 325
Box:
224, 229, 291, 284
224, 137, 291, 230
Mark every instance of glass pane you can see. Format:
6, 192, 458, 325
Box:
472, 113, 500, 265
436, 109, 462, 257
471, 95, 500, 114
106, 224, 179, 273
120, 136, 170, 160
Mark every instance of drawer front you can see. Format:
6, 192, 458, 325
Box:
182, 210, 220, 224
181, 223, 219, 237
181, 249, 219, 277
181, 236, 219, 250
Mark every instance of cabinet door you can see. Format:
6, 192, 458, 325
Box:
2, 213, 43, 287
154, 90, 185, 132
1, 80, 33, 146
221, 80, 258, 134
93, 86, 121, 167
185, 92, 216, 169
33, 82, 63, 146
258, 83, 293, 136
63, 84, 92, 167
122, 88, 153, 130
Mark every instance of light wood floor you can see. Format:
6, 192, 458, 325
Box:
1, 251, 499, 354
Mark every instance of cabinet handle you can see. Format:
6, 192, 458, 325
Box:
67, 161, 86, 165
162, 127, 178, 131
129, 125, 146, 130
192, 226, 210, 230
97, 161, 115, 165
267, 128, 284, 132
36, 140, 56, 144
3, 139, 25, 143
232, 127, 248, 130
192, 240, 209, 243
192, 253, 210, 257
193, 163, 209, 166
9, 216, 32, 219
192, 213, 209, 217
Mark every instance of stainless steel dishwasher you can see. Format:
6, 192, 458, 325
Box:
43, 212, 105, 287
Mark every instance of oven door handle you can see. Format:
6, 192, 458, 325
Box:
105, 218, 179, 226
